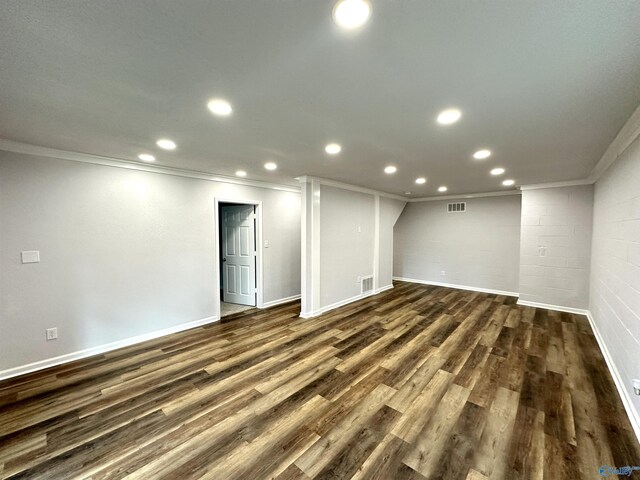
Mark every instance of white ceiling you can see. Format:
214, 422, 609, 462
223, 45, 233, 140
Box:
1, 0, 639, 197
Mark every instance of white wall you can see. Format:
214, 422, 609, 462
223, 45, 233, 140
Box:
0, 151, 301, 375
590, 134, 640, 432
377, 196, 407, 289
319, 185, 375, 308
300, 178, 406, 317
519, 185, 593, 310
393, 195, 521, 293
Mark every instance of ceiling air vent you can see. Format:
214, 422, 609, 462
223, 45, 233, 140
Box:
447, 202, 466, 213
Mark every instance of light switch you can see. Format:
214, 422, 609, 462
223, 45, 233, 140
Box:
264, 240, 270, 248
21, 251, 40, 264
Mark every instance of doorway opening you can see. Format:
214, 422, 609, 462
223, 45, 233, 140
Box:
215, 199, 263, 318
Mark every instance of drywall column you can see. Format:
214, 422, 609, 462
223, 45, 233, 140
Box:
373, 195, 381, 291
299, 177, 321, 317
518, 185, 594, 310
299, 177, 406, 318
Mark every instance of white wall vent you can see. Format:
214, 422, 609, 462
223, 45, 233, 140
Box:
447, 202, 466, 213
361, 275, 374, 294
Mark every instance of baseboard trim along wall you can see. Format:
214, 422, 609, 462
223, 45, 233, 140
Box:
299, 284, 393, 319
0, 315, 220, 382
392, 277, 519, 297
516, 299, 590, 316
262, 294, 302, 309
586, 313, 640, 443
300, 291, 376, 319
374, 284, 394, 294
2, 292, 304, 381
2, 284, 637, 444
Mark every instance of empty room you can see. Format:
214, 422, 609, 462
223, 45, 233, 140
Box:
1, 1, 640, 479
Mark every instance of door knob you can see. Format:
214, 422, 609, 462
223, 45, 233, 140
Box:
222, 258, 227, 262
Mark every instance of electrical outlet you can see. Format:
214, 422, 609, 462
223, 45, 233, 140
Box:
441, 270, 446, 276
633, 379, 640, 395
538, 245, 547, 257
46, 328, 58, 341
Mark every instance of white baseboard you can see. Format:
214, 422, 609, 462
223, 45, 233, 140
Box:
300, 291, 377, 319
262, 294, 301, 309
374, 284, 394, 294
0, 315, 219, 382
516, 299, 590, 316
586, 312, 640, 443
392, 277, 519, 297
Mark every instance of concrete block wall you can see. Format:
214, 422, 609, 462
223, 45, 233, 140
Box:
590, 135, 640, 429
519, 185, 594, 310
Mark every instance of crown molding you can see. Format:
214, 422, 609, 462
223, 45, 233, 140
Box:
588, 103, 640, 183
296, 175, 408, 202
0, 139, 301, 193
407, 189, 521, 202
519, 179, 594, 191
5, 98, 639, 200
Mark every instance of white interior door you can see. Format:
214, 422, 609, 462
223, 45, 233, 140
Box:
221, 205, 256, 306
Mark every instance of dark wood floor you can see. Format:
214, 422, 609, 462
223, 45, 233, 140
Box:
0, 282, 638, 479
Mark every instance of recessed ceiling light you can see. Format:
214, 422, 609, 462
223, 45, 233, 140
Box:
156, 139, 176, 150
207, 98, 233, 116
438, 186, 448, 192
491, 167, 505, 176
325, 143, 341, 155
138, 154, 155, 162
437, 108, 462, 125
384, 166, 397, 174
264, 162, 277, 171
405, 191, 411, 195
235, 170, 247, 177
503, 179, 515, 186
473, 149, 491, 160
415, 177, 426, 185
332, 0, 371, 30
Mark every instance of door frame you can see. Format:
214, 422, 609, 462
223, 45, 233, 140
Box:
214, 197, 264, 312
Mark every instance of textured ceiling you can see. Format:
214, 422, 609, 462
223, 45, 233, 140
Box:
1, 0, 640, 197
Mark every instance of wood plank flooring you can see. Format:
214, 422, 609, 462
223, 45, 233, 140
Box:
0, 281, 638, 479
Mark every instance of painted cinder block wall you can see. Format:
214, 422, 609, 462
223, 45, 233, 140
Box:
590, 134, 640, 432
518, 185, 594, 310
